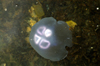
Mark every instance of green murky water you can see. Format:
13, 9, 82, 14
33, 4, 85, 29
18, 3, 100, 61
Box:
0, 0, 100, 66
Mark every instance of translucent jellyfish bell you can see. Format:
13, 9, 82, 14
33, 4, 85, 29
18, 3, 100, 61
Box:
29, 17, 73, 61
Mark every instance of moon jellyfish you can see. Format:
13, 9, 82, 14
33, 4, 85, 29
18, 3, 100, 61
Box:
29, 17, 73, 61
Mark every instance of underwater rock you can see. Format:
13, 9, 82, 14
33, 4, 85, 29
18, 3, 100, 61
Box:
29, 17, 73, 61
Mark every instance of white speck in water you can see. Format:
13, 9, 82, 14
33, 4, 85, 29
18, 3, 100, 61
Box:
36, 2, 38, 4
67, 38, 70, 39
96, 7, 99, 10
91, 47, 93, 49
15, 5, 18, 7
97, 25, 99, 27
95, 25, 99, 31
4, 8, 7, 11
